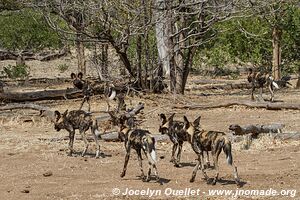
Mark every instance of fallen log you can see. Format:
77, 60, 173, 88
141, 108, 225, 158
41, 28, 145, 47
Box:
39, 132, 170, 143
0, 103, 51, 111
173, 100, 300, 110
186, 82, 251, 91
0, 88, 83, 102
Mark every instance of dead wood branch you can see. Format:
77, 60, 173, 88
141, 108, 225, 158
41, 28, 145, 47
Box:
186, 82, 251, 91
40, 133, 169, 143
0, 49, 69, 61
0, 88, 82, 102
173, 100, 300, 110
0, 103, 51, 111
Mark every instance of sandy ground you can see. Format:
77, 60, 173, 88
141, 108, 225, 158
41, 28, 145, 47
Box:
0, 61, 300, 199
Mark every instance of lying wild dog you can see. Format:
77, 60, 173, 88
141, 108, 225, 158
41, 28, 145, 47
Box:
118, 118, 159, 182
159, 113, 210, 168
247, 68, 279, 101
183, 116, 240, 186
54, 109, 101, 158
229, 124, 284, 137
71, 72, 124, 112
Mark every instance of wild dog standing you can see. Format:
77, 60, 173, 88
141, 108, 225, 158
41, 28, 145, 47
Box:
71, 72, 125, 112
118, 119, 159, 182
159, 113, 210, 168
71, 72, 93, 111
247, 68, 279, 101
54, 109, 101, 158
183, 116, 240, 186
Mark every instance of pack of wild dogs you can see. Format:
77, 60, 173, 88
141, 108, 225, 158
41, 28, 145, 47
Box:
51, 69, 291, 186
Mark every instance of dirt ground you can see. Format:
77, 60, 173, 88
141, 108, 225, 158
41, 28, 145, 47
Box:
1, 70, 300, 199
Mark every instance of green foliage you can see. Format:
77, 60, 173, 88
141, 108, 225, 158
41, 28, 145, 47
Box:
0, 9, 62, 51
1, 64, 30, 79
193, 3, 300, 76
57, 63, 70, 73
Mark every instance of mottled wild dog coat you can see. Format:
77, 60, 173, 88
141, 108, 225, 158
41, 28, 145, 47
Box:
183, 116, 240, 186
159, 113, 189, 167
247, 68, 279, 101
159, 113, 210, 168
71, 72, 93, 111
118, 120, 159, 182
54, 110, 101, 158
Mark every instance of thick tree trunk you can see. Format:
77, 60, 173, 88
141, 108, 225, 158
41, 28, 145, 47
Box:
272, 26, 281, 80
155, 0, 170, 76
76, 33, 86, 75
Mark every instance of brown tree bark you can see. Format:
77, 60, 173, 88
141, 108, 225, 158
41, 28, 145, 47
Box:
272, 26, 282, 80
76, 33, 86, 75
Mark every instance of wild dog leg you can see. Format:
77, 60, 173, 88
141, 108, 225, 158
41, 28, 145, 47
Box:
68, 130, 75, 156
136, 149, 146, 180
251, 84, 255, 101
205, 151, 211, 168
152, 163, 160, 181
92, 129, 101, 158
80, 130, 89, 157
170, 142, 178, 163
190, 154, 202, 182
120, 145, 131, 178
86, 97, 91, 112
175, 141, 183, 167
268, 84, 274, 101
211, 146, 222, 185
79, 98, 86, 110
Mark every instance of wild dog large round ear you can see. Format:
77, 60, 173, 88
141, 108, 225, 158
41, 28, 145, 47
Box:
54, 110, 61, 119
193, 116, 201, 127
62, 110, 68, 118
159, 113, 167, 124
77, 72, 83, 79
168, 113, 175, 123
183, 116, 189, 129
71, 73, 76, 79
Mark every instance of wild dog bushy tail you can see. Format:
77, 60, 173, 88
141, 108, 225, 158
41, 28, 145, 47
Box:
268, 76, 280, 89
223, 138, 233, 165
143, 136, 156, 165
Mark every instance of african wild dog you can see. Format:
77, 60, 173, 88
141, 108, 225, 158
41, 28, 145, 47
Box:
71, 72, 94, 111
118, 118, 159, 182
183, 116, 240, 186
159, 113, 210, 168
54, 109, 101, 158
247, 68, 279, 101
71, 72, 125, 112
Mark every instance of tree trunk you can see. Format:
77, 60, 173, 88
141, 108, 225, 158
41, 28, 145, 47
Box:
272, 26, 281, 80
76, 33, 86, 75
136, 35, 142, 88
155, 0, 170, 76
296, 67, 300, 89
101, 43, 109, 80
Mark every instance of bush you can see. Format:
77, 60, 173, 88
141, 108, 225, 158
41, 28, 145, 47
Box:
57, 63, 70, 73
1, 64, 30, 79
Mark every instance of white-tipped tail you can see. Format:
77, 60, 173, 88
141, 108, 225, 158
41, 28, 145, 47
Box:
150, 150, 156, 163
95, 129, 101, 137
272, 81, 279, 89
108, 89, 116, 100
